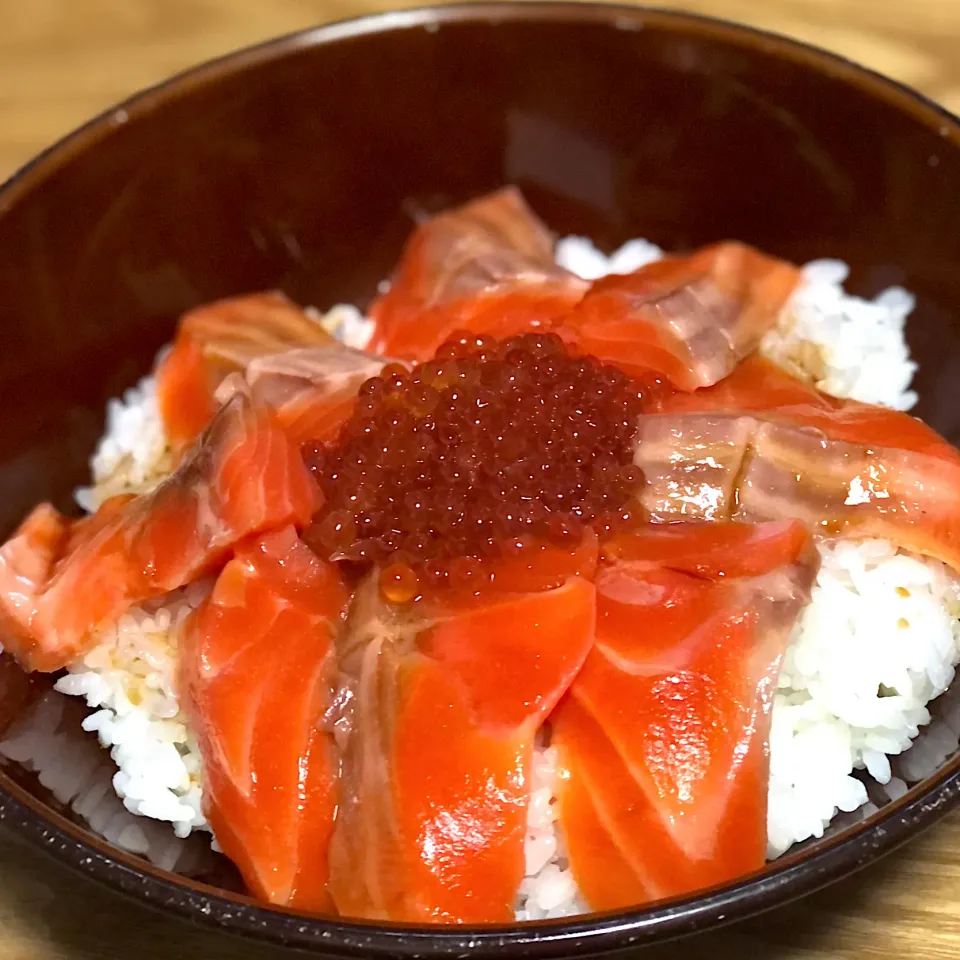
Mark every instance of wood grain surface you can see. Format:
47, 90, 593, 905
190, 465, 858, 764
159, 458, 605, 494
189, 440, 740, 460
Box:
2, 1, 960, 958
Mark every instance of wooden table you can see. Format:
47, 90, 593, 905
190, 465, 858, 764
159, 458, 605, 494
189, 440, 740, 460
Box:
3, 1, 960, 957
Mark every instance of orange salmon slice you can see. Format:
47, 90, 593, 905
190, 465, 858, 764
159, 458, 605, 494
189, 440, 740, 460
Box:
552, 520, 817, 911
637, 357, 960, 566
0, 394, 320, 673
327, 557, 596, 923
180, 527, 347, 910
156, 292, 339, 449
560, 243, 800, 391
369, 187, 587, 361
236, 345, 393, 445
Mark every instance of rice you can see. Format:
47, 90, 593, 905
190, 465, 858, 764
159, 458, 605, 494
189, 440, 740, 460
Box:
0, 691, 209, 874
52, 583, 211, 838
768, 540, 960, 856
74, 376, 174, 512
517, 745, 586, 920
554, 236, 664, 280
312, 302, 375, 351
33, 234, 956, 919
762, 260, 918, 411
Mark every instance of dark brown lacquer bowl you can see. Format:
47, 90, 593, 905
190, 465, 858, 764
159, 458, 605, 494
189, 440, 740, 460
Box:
2, 3, 960, 956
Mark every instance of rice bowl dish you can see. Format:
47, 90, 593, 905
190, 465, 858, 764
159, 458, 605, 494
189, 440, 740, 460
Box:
1, 185, 959, 923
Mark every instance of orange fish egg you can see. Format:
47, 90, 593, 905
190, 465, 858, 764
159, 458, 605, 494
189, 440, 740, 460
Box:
304, 332, 652, 576
379, 562, 420, 604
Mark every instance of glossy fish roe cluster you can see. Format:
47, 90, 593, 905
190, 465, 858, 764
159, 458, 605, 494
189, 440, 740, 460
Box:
303, 332, 648, 588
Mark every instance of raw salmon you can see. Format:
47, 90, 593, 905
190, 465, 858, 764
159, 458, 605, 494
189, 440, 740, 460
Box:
240, 345, 393, 445
156, 292, 335, 449
659, 355, 950, 454
636, 358, 960, 566
0, 394, 320, 673
653, 354, 831, 414
212, 340, 395, 447
369, 188, 587, 360
560, 243, 800, 390
552, 521, 818, 911
273, 388, 360, 447
180, 526, 347, 911
327, 544, 596, 922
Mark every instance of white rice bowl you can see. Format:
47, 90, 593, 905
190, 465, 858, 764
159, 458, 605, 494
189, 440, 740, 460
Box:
2, 236, 956, 922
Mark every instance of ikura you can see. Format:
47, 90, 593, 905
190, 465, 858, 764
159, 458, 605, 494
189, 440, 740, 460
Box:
302, 331, 653, 596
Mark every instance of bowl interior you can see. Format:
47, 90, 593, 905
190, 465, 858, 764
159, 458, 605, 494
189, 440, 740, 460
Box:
2, 3, 960, 955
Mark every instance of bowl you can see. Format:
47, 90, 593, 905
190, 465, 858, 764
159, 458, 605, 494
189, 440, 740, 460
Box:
2, 3, 960, 956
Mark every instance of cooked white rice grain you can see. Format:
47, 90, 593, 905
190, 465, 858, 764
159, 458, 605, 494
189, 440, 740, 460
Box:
762, 259, 918, 411
310, 302, 375, 351
74, 375, 174, 512
516, 745, 585, 920
0, 692, 204, 873
53, 582, 211, 838
555, 236, 663, 279
767, 540, 960, 857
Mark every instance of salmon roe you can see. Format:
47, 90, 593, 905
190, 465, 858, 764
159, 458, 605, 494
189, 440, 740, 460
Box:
303, 332, 649, 590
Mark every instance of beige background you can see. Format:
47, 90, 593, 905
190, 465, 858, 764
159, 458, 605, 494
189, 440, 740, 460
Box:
2, 1, 960, 958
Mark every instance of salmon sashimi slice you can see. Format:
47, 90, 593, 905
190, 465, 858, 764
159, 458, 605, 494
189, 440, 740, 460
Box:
272, 389, 359, 447
214, 341, 395, 446
553, 520, 818, 911
242, 345, 392, 445
243, 345, 388, 411
369, 187, 587, 360
636, 359, 960, 565
0, 394, 320, 673
559, 243, 801, 391
328, 549, 596, 923
156, 292, 335, 449
484, 530, 600, 595
180, 527, 347, 910
657, 355, 949, 454
377, 290, 585, 365
653, 354, 832, 414
662, 355, 949, 456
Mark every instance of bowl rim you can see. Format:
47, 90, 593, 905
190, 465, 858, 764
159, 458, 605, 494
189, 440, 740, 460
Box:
2, 2, 960, 955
